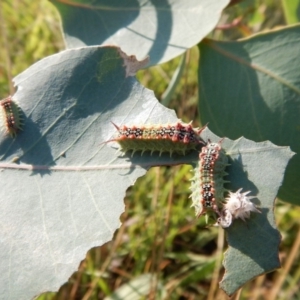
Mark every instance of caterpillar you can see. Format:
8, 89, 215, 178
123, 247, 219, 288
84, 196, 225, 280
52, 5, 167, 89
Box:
190, 140, 260, 227
0, 96, 23, 138
190, 140, 229, 220
106, 121, 206, 156
218, 189, 261, 228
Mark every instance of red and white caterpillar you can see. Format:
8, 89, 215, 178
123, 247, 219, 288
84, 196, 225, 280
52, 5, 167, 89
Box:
0, 96, 23, 138
190, 140, 228, 220
190, 139, 260, 227
106, 121, 206, 156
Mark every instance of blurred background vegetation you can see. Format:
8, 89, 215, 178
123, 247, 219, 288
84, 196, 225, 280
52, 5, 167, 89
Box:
1, 0, 300, 299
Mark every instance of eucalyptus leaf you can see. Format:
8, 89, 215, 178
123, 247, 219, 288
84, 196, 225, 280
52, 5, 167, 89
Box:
0, 46, 182, 300
200, 130, 294, 296
51, 0, 230, 66
0, 43, 294, 299
198, 24, 300, 205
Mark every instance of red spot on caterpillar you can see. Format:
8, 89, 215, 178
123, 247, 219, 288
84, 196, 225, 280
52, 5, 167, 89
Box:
105, 121, 206, 156
0, 96, 23, 138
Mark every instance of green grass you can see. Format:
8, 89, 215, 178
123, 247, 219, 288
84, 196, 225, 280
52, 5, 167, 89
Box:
1, 1, 300, 299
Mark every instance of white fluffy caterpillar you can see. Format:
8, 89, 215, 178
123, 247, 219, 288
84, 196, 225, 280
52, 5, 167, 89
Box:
218, 189, 261, 228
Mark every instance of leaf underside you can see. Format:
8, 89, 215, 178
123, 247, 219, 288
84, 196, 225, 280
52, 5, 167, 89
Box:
0, 44, 293, 299
51, 0, 230, 66
0, 46, 181, 300
198, 24, 300, 205
199, 130, 293, 296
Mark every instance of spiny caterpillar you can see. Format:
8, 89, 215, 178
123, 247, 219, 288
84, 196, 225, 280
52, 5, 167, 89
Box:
218, 189, 261, 228
0, 96, 23, 138
190, 140, 229, 220
106, 121, 205, 156
190, 140, 260, 227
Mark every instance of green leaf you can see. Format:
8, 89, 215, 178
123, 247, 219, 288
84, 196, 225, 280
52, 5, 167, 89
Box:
50, 0, 230, 66
0, 46, 184, 300
281, 0, 300, 24
161, 53, 186, 106
198, 24, 300, 205
199, 130, 294, 296
0, 44, 293, 299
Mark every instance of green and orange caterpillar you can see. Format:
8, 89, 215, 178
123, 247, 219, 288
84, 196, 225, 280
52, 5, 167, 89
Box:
106, 121, 206, 156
